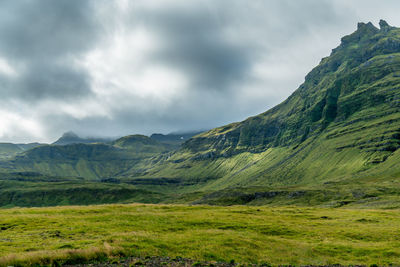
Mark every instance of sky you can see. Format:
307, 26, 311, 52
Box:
0, 0, 400, 143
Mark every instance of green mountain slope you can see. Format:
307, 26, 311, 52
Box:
132, 20, 400, 192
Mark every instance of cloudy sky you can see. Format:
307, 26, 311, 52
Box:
0, 0, 399, 143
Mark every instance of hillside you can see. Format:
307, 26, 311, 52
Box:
0, 132, 201, 182
0, 143, 23, 159
0, 135, 169, 180
130, 20, 400, 194
0, 142, 42, 159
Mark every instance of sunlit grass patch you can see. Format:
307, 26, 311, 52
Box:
0, 204, 400, 266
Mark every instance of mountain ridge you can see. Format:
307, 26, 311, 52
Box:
52, 131, 113, 146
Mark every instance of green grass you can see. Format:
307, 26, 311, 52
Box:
1, 204, 400, 266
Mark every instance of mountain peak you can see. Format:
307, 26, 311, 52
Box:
339, 21, 379, 47
356, 21, 377, 31
53, 131, 111, 145
379, 19, 390, 29
61, 131, 79, 139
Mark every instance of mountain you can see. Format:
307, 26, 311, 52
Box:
1, 20, 400, 207
0, 133, 193, 180
128, 20, 400, 198
182, 21, 400, 156
53, 131, 113, 145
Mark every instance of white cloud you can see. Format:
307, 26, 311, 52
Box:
0, 109, 44, 143
80, 26, 188, 112
0, 57, 17, 77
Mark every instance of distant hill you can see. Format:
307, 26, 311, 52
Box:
0, 142, 43, 159
0, 135, 169, 179
0, 143, 23, 159
0, 132, 201, 179
52, 131, 113, 145
17, 143, 43, 150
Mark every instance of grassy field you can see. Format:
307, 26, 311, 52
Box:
1, 204, 400, 266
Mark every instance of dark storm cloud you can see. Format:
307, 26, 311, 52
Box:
134, 6, 255, 91
1, 0, 400, 142
14, 62, 91, 100
0, 0, 99, 58
124, 0, 345, 92
0, 0, 99, 100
